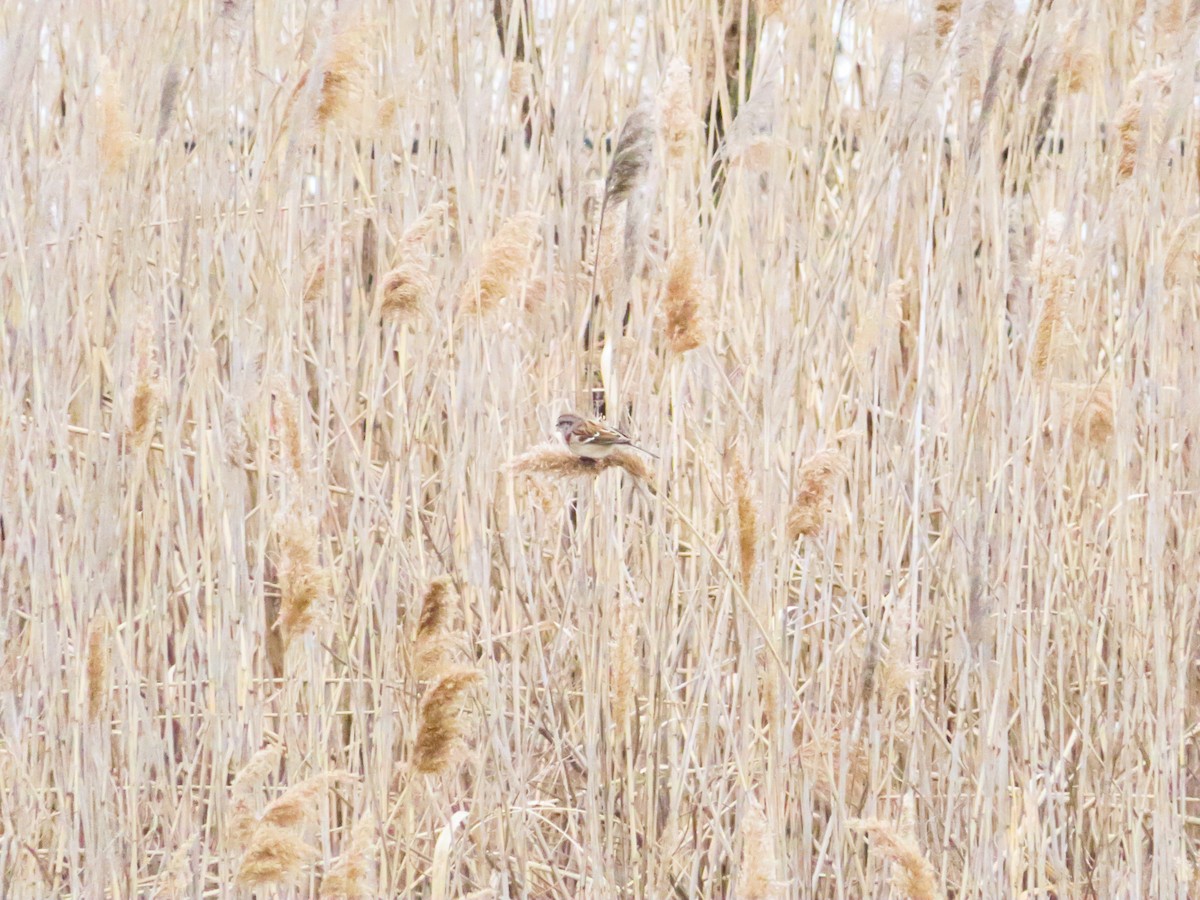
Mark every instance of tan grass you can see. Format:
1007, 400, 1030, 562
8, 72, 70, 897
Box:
7, 3, 1198, 896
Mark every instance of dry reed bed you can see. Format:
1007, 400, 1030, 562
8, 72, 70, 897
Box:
1, 0, 1199, 897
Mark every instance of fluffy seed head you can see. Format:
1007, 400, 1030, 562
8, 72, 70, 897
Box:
787, 450, 847, 539
128, 317, 163, 449
1115, 67, 1173, 181
737, 798, 778, 899
228, 745, 283, 851
152, 840, 193, 899
849, 793, 944, 900
605, 103, 657, 206
380, 262, 434, 320
315, 27, 367, 127
415, 577, 455, 682
658, 59, 696, 163
1030, 213, 1075, 380
509, 444, 650, 481
98, 61, 135, 175
733, 462, 758, 593
461, 212, 540, 314
260, 772, 351, 831
236, 824, 319, 889
274, 515, 330, 648
413, 668, 483, 774
86, 616, 111, 720
320, 816, 377, 899
611, 598, 638, 724
661, 234, 708, 354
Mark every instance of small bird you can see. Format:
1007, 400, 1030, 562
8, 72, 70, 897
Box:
555, 412, 658, 460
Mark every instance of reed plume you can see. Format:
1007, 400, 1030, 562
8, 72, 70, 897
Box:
155, 67, 181, 142
415, 576, 455, 682
853, 278, 905, 374
153, 844, 193, 900
236, 824, 319, 889
380, 262, 434, 320
128, 317, 163, 450
304, 26, 367, 129
787, 450, 847, 539
98, 61, 134, 175
1064, 382, 1114, 448
509, 444, 650, 481
733, 461, 758, 593
1165, 213, 1200, 289
303, 257, 329, 306
611, 598, 638, 724
274, 514, 330, 648
718, 75, 780, 171
592, 190, 627, 300
259, 772, 351, 831
736, 798, 778, 899
273, 386, 305, 479
413, 667, 483, 774
589, 101, 657, 301
849, 792, 943, 900
934, 0, 961, 40
228, 745, 283, 851
320, 816, 377, 899
880, 598, 924, 706
661, 232, 708, 354
85, 616, 111, 721
508, 61, 533, 103
397, 200, 448, 250
380, 201, 445, 320
1115, 67, 1172, 181
658, 59, 696, 163
152, 840, 192, 899
461, 212, 540, 314
605, 103, 657, 207
1057, 13, 1099, 96
1030, 213, 1074, 380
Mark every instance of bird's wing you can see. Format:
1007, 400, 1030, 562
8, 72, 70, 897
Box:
578, 420, 632, 445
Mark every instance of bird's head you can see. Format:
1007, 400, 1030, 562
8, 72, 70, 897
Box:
555, 413, 582, 435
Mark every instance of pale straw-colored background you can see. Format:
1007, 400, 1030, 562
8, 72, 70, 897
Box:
2, 0, 1198, 897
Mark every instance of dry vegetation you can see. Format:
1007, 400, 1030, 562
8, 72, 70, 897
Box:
2, 0, 1200, 897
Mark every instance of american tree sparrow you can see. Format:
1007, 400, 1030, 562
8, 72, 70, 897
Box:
555, 413, 658, 460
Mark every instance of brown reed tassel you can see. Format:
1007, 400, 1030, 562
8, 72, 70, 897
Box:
413, 667, 483, 774
787, 450, 847, 539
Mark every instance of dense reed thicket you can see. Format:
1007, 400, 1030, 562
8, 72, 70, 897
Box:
2, 0, 1199, 897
